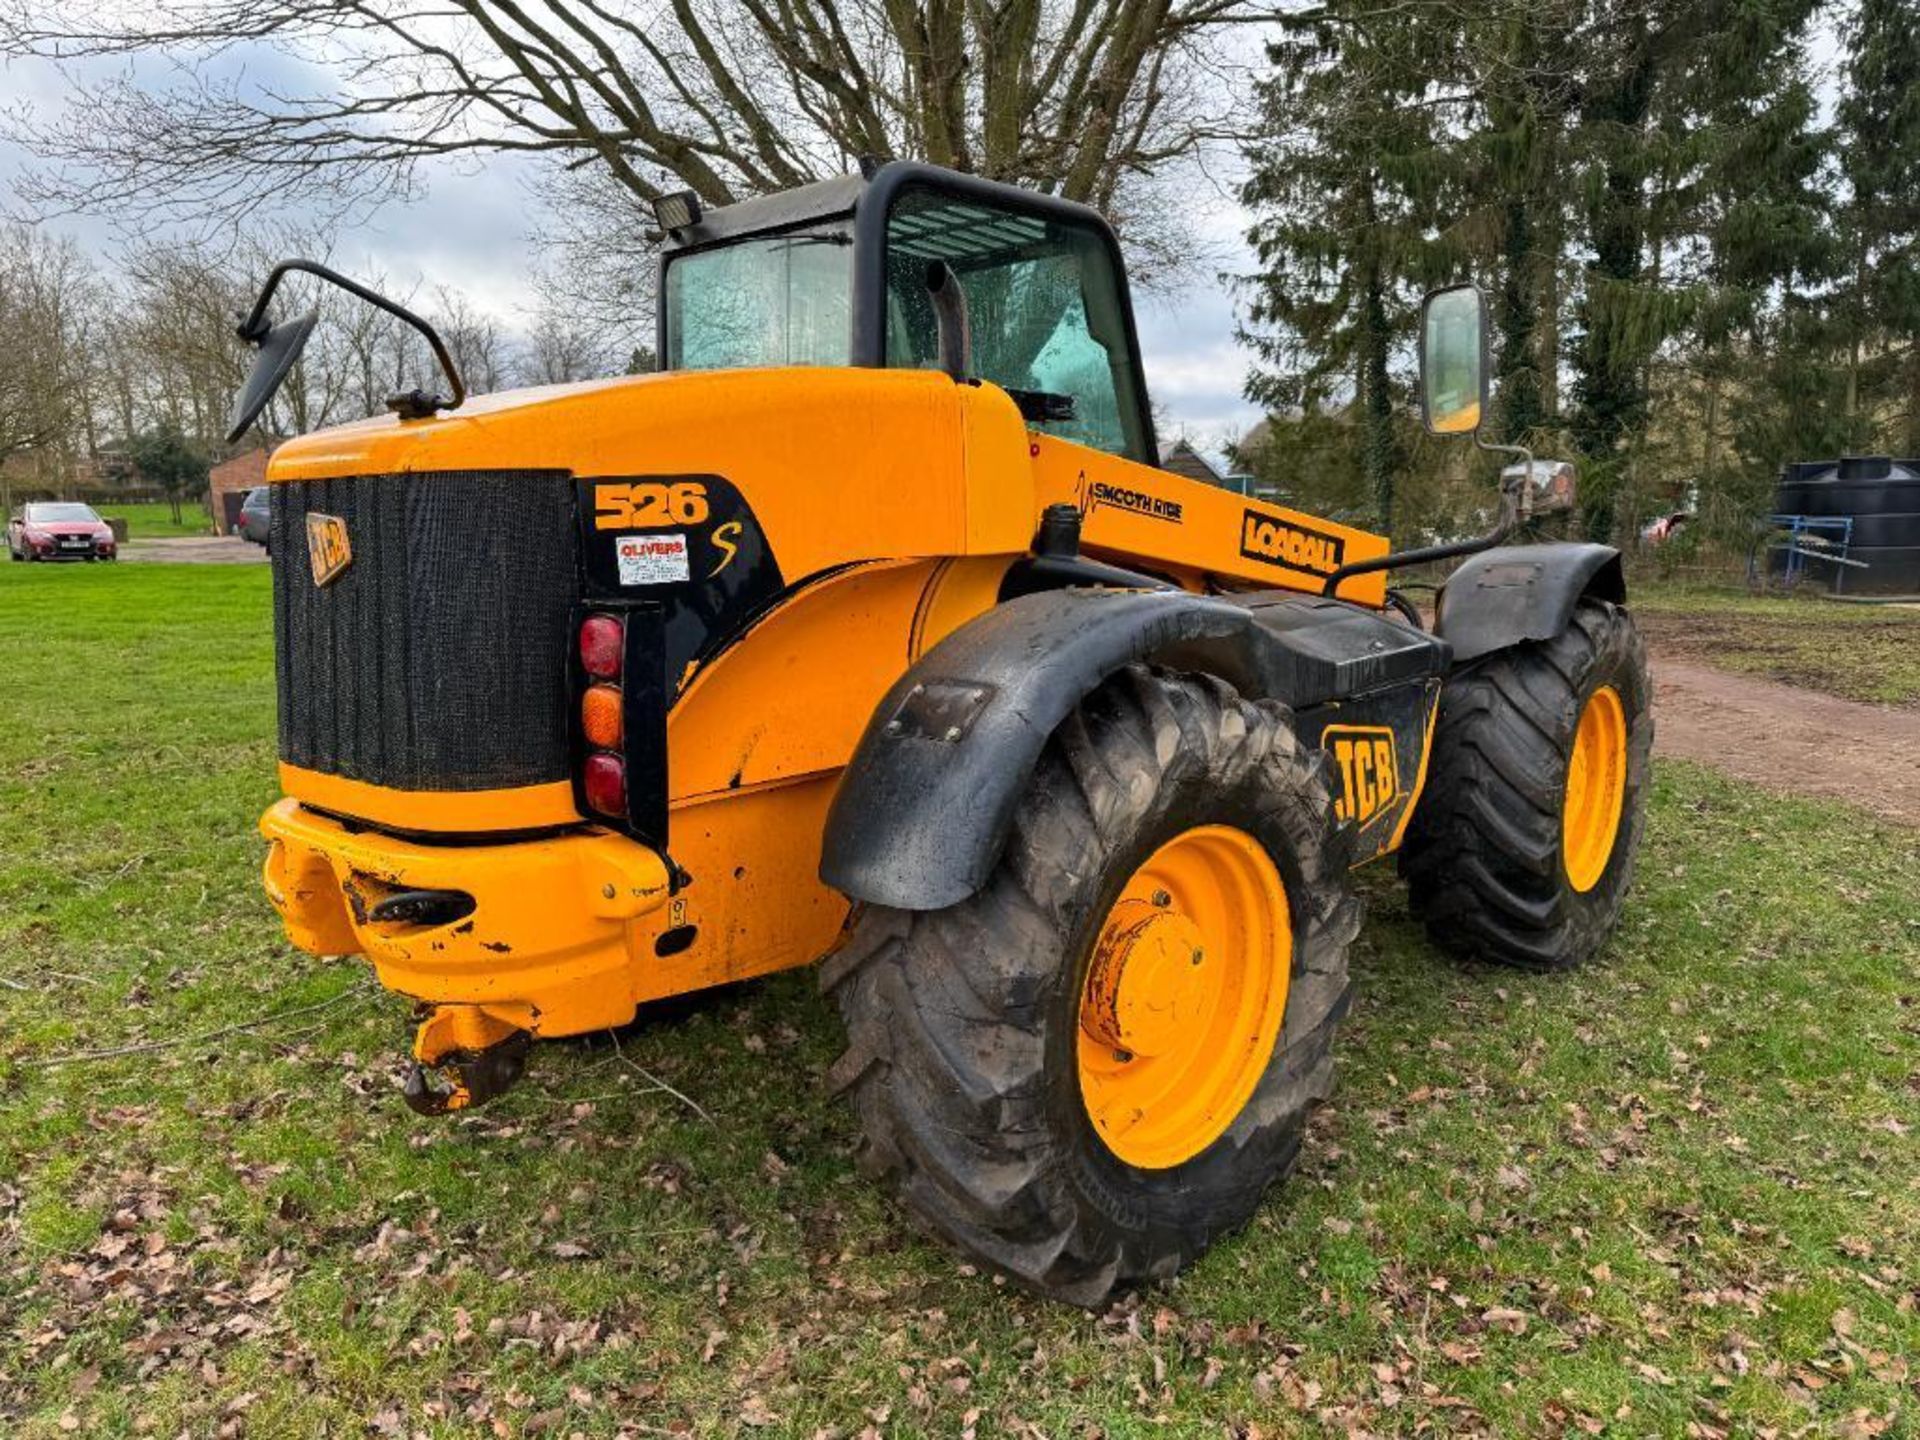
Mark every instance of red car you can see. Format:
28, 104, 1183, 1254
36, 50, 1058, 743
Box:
7, 502, 118, 562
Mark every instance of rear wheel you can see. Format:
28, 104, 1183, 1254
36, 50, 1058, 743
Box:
824, 666, 1358, 1305
1400, 598, 1652, 970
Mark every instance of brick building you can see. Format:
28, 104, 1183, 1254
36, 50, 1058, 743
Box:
209, 447, 272, 534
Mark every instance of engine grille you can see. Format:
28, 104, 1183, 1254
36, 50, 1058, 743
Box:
271, 472, 577, 794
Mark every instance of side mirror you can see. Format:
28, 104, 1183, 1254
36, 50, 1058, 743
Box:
1418, 283, 1489, 437
226, 309, 318, 444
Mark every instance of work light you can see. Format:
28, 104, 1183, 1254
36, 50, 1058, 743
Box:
650, 191, 702, 233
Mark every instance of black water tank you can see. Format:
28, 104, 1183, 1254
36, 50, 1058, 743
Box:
1771, 456, 1920, 594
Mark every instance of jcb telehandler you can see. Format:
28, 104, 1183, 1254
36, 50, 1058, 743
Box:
234, 161, 1650, 1305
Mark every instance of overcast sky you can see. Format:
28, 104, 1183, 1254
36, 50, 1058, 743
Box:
0, 45, 1267, 461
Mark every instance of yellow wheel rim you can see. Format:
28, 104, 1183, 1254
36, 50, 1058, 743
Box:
1076, 825, 1291, 1170
1562, 685, 1627, 893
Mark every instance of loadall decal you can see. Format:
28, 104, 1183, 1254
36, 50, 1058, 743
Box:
1240, 509, 1347, 581
1299, 678, 1440, 863
575, 474, 784, 693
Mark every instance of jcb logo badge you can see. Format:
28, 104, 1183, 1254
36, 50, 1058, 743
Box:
305, 513, 352, 587
595, 481, 710, 530
1325, 725, 1399, 827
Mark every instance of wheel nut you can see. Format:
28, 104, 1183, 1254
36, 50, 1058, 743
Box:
1113, 1048, 1133, 1063
1151, 889, 1171, 908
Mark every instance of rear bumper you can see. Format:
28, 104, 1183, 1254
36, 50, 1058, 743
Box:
259, 798, 672, 1037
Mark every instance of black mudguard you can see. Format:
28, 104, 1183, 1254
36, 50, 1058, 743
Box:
821, 588, 1448, 911
1434, 543, 1625, 664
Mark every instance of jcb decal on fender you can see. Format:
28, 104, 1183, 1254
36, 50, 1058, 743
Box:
1325, 724, 1399, 827
1240, 509, 1346, 576
594, 481, 711, 531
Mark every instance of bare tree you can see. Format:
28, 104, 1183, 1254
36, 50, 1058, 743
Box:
1, 1, 1259, 284
0, 224, 98, 505
517, 295, 619, 386
433, 285, 512, 395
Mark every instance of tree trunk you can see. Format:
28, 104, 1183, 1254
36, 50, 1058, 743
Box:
1360, 253, 1397, 538
1498, 194, 1541, 441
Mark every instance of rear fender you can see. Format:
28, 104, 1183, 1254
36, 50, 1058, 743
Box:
1435, 543, 1624, 664
820, 588, 1447, 910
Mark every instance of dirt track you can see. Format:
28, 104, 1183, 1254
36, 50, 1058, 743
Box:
119, 535, 266, 564
1652, 656, 1920, 826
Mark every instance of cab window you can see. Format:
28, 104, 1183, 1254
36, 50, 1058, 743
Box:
664, 227, 853, 370
883, 188, 1149, 462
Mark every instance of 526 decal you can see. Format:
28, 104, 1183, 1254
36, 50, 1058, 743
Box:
594, 481, 710, 531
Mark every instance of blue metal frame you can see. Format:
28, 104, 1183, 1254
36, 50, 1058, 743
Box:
1758, 513, 1856, 591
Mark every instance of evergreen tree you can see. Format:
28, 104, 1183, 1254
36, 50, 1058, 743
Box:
1566, 0, 1827, 540
1239, 4, 1462, 538
1835, 0, 1920, 454
1461, 0, 1583, 445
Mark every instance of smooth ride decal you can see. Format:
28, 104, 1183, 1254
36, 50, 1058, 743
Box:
1240, 509, 1346, 579
1076, 471, 1184, 525
1323, 724, 1399, 826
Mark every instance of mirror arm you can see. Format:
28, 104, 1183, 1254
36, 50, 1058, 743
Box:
1320, 500, 1518, 600
1474, 434, 1536, 522
234, 259, 467, 417
1322, 456, 1535, 601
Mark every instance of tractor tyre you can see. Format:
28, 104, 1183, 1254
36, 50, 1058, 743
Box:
1400, 598, 1652, 971
824, 665, 1359, 1306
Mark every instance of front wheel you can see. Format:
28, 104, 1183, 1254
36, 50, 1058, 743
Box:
1400, 598, 1652, 970
824, 666, 1359, 1305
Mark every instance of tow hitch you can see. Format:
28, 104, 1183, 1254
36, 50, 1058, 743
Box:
402, 1004, 535, 1115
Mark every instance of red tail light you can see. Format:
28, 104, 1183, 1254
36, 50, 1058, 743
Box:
583, 754, 627, 817
579, 613, 623, 679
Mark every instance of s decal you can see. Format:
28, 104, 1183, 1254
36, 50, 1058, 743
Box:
709, 520, 743, 577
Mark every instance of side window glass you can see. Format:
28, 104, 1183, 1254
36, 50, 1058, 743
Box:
665, 232, 852, 371
884, 189, 1147, 460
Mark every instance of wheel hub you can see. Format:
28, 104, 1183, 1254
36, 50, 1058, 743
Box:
1075, 825, 1292, 1170
1080, 901, 1210, 1058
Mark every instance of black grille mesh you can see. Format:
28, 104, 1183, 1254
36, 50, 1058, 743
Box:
271, 472, 577, 793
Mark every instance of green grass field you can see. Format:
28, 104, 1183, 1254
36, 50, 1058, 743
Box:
2, 563, 1916, 1438
92, 501, 215, 539
1632, 582, 1920, 706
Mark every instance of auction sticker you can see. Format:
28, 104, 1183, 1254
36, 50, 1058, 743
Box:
616, 532, 689, 585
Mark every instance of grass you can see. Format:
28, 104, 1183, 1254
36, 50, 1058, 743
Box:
2, 561, 1916, 1438
1632, 581, 1920, 706
93, 501, 214, 539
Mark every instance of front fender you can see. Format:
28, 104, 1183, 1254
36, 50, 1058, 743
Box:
819, 588, 1447, 911
1434, 543, 1624, 664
